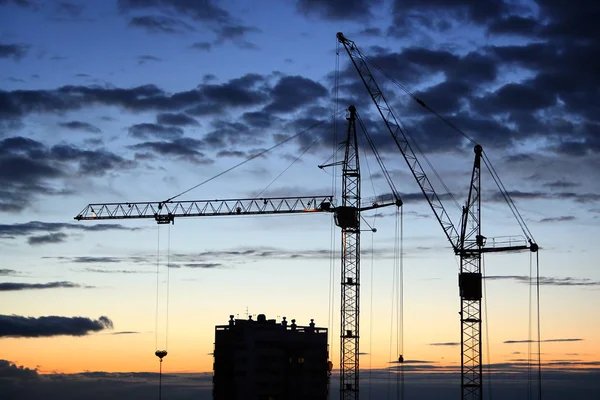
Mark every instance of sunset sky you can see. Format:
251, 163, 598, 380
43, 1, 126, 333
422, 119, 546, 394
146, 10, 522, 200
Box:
1, 0, 599, 398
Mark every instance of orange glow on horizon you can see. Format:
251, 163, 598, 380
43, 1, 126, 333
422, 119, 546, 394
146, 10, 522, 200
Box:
5, 333, 597, 375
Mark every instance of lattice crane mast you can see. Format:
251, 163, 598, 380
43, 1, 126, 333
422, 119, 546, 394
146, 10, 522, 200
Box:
337, 32, 538, 400
320, 105, 402, 400
337, 106, 363, 400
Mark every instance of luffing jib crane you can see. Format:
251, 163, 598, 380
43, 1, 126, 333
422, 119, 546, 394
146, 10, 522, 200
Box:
337, 32, 538, 400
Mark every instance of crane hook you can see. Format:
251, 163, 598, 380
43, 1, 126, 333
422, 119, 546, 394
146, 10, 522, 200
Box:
155, 350, 168, 361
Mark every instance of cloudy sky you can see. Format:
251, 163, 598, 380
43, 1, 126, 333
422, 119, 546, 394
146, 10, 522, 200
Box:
1, 0, 599, 398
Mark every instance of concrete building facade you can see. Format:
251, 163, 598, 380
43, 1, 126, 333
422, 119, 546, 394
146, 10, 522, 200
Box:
213, 314, 330, 400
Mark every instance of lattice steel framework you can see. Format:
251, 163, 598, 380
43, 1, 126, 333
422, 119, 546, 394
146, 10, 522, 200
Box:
337, 32, 536, 400
74, 196, 334, 223
459, 145, 483, 400
78, 102, 400, 400
339, 106, 360, 400
336, 32, 460, 250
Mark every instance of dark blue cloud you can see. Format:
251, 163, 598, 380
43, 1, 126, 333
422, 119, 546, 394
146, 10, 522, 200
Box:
0, 315, 113, 338
0, 281, 91, 291
0, 43, 29, 60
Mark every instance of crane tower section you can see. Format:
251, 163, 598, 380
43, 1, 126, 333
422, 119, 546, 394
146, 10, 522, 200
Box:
459, 144, 484, 398
336, 32, 537, 400
335, 105, 361, 400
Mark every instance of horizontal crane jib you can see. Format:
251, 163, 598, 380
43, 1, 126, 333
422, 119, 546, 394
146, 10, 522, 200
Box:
74, 195, 335, 224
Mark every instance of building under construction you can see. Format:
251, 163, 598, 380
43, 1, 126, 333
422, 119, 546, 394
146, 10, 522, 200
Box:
213, 314, 330, 400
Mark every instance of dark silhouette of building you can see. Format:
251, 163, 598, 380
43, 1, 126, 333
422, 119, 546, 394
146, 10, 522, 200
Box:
213, 314, 330, 400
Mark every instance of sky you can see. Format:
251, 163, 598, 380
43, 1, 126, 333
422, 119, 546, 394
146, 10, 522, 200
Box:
1, 0, 599, 398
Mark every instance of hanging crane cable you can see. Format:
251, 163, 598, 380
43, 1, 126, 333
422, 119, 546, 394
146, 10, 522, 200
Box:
397, 206, 405, 400
387, 205, 405, 400
368, 230, 375, 400
528, 251, 534, 400
155, 226, 161, 354
482, 255, 493, 399
154, 224, 171, 400
166, 223, 171, 352
357, 120, 380, 400
528, 250, 543, 400
327, 37, 342, 376
387, 239, 395, 399
536, 252, 542, 400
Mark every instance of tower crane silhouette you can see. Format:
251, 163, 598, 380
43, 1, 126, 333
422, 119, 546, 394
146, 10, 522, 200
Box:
337, 32, 539, 400
75, 105, 402, 399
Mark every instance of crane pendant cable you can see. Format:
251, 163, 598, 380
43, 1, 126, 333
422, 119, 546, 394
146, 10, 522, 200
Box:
397, 206, 404, 400
388, 206, 405, 400
154, 223, 171, 400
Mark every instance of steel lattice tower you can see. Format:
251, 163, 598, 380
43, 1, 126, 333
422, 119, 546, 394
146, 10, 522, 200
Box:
459, 145, 483, 400
339, 106, 360, 400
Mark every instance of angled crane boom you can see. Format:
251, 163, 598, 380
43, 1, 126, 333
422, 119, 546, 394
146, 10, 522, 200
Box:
337, 32, 537, 400
336, 32, 460, 251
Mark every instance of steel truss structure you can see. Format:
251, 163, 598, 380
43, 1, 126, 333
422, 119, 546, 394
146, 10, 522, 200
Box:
337, 32, 537, 400
338, 106, 361, 400
75, 196, 335, 224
